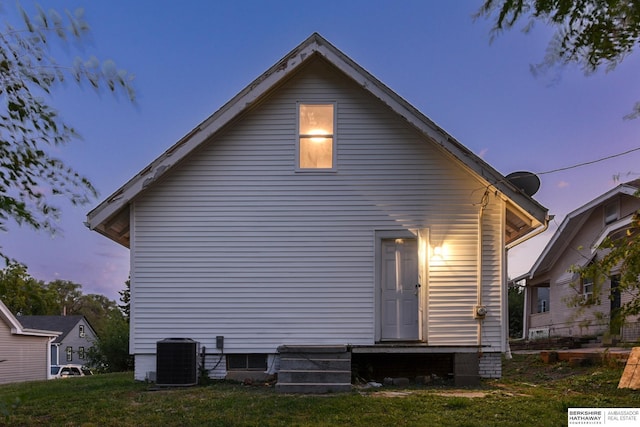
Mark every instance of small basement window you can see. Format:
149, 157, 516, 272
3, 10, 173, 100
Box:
227, 354, 267, 371
298, 103, 335, 170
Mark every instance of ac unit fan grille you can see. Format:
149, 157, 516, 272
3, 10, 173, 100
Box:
156, 338, 198, 386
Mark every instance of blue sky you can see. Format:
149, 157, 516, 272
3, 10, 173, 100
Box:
3, 1, 640, 301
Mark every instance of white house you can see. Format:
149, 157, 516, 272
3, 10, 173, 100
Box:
520, 179, 640, 342
0, 300, 59, 384
87, 33, 548, 388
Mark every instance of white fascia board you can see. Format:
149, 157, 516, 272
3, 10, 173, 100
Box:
528, 210, 589, 278
87, 33, 547, 233
18, 328, 61, 338
316, 39, 547, 225
591, 215, 633, 252
0, 300, 21, 332
528, 183, 637, 277
87, 37, 322, 231
567, 184, 638, 219
0, 300, 60, 337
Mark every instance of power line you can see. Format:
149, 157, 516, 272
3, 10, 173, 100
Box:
536, 146, 640, 175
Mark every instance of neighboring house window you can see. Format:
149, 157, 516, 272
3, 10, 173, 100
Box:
604, 201, 619, 225
79, 347, 85, 360
227, 354, 267, 371
298, 103, 335, 170
582, 277, 594, 301
536, 287, 549, 313
66, 346, 73, 362
79, 325, 85, 338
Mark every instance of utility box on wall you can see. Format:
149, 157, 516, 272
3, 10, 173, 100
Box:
156, 338, 199, 386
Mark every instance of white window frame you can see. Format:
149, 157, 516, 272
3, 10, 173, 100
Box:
604, 200, 619, 225
79, 324, 85, 338
536, 287, 549, 313
296, 102, 337, 172
582, 277, 594, 301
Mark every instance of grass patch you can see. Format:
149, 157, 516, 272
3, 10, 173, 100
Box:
1, 354, 639, 426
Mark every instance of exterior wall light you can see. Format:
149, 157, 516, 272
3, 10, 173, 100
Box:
431, 245, 444, 260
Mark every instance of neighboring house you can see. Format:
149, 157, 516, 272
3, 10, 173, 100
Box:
0, 300, 59, 384
17, 315, 97, 366
86, 33, 548, 385
520, 179, 640, 342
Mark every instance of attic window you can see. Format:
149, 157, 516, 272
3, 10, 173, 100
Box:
298, 103, 335, 170
582, 277, 594, 301
604, 201, 619, 225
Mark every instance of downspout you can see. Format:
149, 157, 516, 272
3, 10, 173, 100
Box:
47, 337, 56, 379
504, 215, 551, 352
521, 283, 529, 340
505, 215, 550, 250
477, 198, 487, 350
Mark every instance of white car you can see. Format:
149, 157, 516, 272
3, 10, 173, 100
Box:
50, 364, 93, 379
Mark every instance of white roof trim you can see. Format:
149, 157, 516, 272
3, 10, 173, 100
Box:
528, 181, 639, 277
86, 33, 547, 240
591, 215, 633, 252
0, 300, 60, 338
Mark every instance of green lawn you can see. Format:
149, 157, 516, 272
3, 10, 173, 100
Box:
1, 354, 639, 426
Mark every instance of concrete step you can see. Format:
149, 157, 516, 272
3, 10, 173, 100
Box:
278, 345, 348, 353
277, 369, 351, 384
276, 344, 352, 394
275, 382, 352, 394
279, 352, 351, 360
279, 357, 351, 371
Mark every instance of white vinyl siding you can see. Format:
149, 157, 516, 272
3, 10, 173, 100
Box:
0, 320, 50, 384
427, 198, 504, 346
131, 57, 504, 359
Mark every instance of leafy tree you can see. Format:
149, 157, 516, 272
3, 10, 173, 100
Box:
0, 262, 56, 314
476, 0, 640, 339
0, 2, 134, 262
86, 279, 132, 372
476, 0, 640, 118
0, 264, 119, 337
119, 278, 130, 322
46, 279, 83, 314
76, 293, 119, 337
86, 309, 132, 372
508, 283, 524, 338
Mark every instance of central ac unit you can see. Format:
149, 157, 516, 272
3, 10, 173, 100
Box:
156, 338, 199, 386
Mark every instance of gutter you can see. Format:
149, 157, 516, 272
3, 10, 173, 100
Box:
505, 214, 552, 250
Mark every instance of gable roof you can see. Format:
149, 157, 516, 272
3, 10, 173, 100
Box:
527, 179, 640, 278
0, 301, 60, 338
86, 33, 547, 246
16, 315, 91, 343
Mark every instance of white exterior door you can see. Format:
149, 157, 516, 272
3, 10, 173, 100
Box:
380, 238, 419, 340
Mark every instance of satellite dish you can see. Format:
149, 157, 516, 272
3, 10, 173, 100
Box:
506, 171, 540, 196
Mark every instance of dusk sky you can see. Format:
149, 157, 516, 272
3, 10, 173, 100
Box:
3, 1, 640, 301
